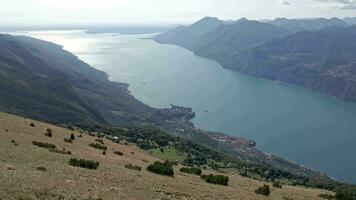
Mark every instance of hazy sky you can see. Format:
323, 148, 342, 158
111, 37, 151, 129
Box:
1, 0, 356, 25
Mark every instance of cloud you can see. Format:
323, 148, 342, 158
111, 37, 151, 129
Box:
278, 0, 290, 5
314, 0, 356, 9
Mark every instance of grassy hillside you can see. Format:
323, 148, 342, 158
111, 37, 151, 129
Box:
0, 112, 333, 200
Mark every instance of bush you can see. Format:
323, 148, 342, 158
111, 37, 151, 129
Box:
64, 137, 73, 143
273, 182, 282, 188
30, 123, 35, 127
180, 167, 202, 175
95, 139, 104, 144
200, 174, 229, 186
125, 164, 142, 171
11, 140, 18, 146
70, 133, 75, 141
45, 128, 52, 137
69, 158, 99, 170
32, 141, 56, 149
255, 184, 271, 196
113, 151, 123, 156
102, 151, 106, 155
49, 148, 72, 155
89, 143, 107, 150
36, 167, 47, 171
147, 161, 174, 176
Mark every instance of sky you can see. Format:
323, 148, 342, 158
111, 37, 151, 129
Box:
1, 0, 356, 26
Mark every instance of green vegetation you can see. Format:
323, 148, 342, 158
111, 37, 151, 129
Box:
36, 167, 47, 171
32, 141, 56, 149
95, 138, 104, 144
69, 158, 99, 170
45, 128, 52, 137
70, 133, 75, 140
89, 143, 107, 150
151, 147, 186, 161
273, 182, 282, 188
49, 148, 72, 155
113, 151, 123, 156
200, 174, 229, 186
70, 124, 356, 199
30, 123, 35, 127
64, 137, 73, 143
11, 139, 18, 146
180, 167, 202, 175
125, 164, 142, 171
255, 184, 271, 196
147, 161, 174, 176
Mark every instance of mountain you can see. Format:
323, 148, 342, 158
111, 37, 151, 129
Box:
343, 17, 356, 25
155, 17, 356, 103
232, 26, 356, 101
0, 34, 194, 126
154, 17, 226, 50
192, 20, 290, 66
267, 17, 350, 33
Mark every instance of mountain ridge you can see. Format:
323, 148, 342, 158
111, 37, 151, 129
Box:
154, 16, 356, 103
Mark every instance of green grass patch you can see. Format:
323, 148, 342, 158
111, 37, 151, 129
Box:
151, 147, 186, 161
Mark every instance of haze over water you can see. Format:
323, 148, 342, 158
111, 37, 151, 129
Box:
24, 30, 356, 183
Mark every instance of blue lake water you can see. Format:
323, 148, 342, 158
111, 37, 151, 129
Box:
24, 30, 356, 183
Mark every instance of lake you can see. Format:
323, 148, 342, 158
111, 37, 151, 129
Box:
23, 30, 356, 183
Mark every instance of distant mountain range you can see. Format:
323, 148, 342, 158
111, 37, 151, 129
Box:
155, 17, 356, 102
266, 17, 349, 32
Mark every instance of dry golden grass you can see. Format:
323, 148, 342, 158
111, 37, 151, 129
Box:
0, 112, 333, 200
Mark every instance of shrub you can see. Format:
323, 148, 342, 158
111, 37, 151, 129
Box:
180, 167, 202, 175
64, 137, 73, 143
30, 123, 35, 127
95, 138, 104, 144
32, 141, 56, 149
102, 151, 106, 155
147, 161, 174, 176
11, 140, 18, 146
45, 128, 52, 137
255, 184, 270, 196
36, 167, 47, 171
273, 182, 282, 188
70, 133, 75, 141
69, 158, 99, 170
49, 148, 72, 155
200, 174, 229, 186
113, 151, 123, 156
125, 164, 142, 171
89, 143, 107, 150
